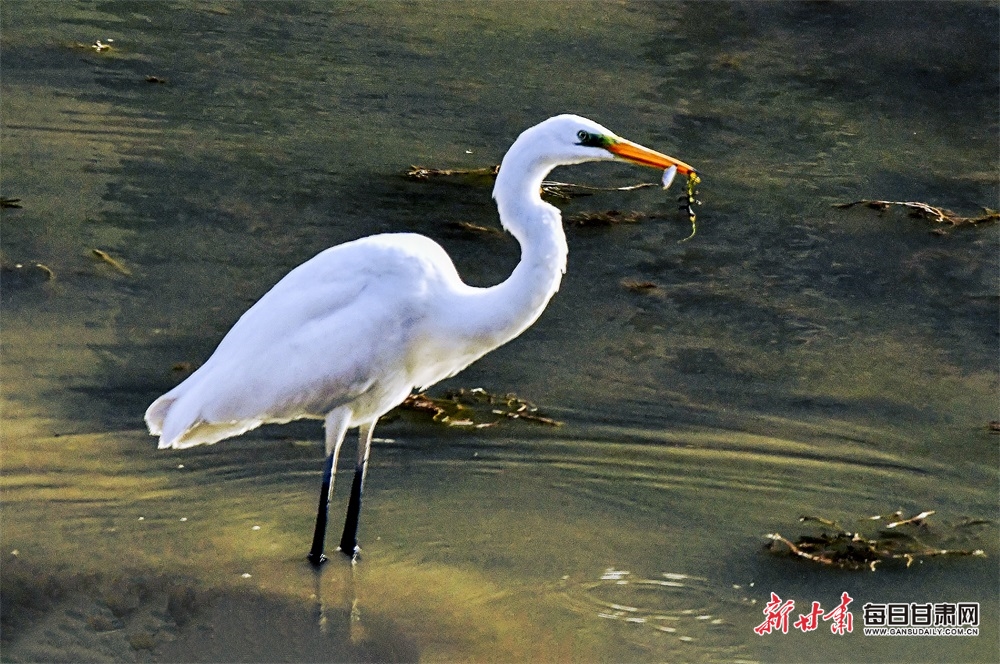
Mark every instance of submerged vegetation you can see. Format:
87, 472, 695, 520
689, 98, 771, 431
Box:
833, 200, 999, 235
620, 278, 659, 293
404, 165, 499, 181
394, 387, 562, 428
766, 510, 989, 571
564, 210, 654, 226
677, 171, 701, 243
403, 163, 661, 198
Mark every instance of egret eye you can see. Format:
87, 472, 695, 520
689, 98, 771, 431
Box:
577, 130, 605, 147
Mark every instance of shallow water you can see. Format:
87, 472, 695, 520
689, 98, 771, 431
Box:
2, 1, 997, 662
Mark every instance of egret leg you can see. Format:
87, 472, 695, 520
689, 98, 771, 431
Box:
338, 422, 374, 560
308, 410, 350, 567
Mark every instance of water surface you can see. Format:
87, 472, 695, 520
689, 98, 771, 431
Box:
2, 2, 997, 662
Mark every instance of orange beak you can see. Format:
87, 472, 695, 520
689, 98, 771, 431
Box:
606, 138, 696, 176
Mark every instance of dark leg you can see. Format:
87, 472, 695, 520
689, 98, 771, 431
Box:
308, 410, 349, 567
338, 466, 365, 559
338, 423, 374, 560
307, 452, 336, 566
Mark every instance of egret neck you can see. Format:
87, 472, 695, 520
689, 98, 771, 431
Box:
450, 148, 569, 353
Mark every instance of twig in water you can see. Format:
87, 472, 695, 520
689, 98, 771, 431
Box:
833, 200, 999, 234
91, 249, 132, 276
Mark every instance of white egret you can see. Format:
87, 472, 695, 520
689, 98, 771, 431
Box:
145, 114, 696, 565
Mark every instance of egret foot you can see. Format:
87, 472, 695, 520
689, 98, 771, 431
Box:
338, 544, 360, 562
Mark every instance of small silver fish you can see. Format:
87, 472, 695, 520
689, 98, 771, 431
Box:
661, 164, 678, 190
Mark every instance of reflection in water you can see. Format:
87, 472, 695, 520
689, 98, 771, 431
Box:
1, 1, 997, 662
155, 564, 420, 663
312, 560, 362, 644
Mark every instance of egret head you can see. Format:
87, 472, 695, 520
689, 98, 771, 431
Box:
498, 114, 695, 185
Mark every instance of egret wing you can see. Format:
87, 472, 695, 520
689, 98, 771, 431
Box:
148, 234, 444, 448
